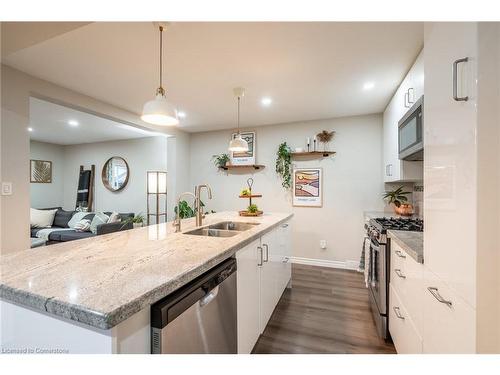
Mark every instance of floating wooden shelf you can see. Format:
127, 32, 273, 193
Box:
290, 151, 336, 158
239, 194, 262, 198
219, 164, 265, 171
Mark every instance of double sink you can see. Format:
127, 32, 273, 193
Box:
184, 221, 260, 237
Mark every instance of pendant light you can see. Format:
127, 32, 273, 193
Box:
141, 23, 179, 126
228, 87, 249, 152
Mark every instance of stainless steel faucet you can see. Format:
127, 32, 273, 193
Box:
173, 192, 196, 233
195, 184, 213, 227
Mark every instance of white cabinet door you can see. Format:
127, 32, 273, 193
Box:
276, 221, 292, 294
236, 239, 261, 354
390, 241, 424, 335
422, 267, 476, 353
409, 51, 424, 102
383, 50, 424, 183
383, 97, 402, 182
259, 229, 279, 331
423, 22, 478, 307
389, 285, 423, 354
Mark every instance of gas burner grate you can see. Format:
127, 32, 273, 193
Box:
374, 217, 424, 232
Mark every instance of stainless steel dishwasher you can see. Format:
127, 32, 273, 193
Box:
151, 258, 237, 354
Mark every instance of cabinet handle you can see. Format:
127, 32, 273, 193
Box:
452, 57, 469, 101
388, 164, 392, 176
395, 250, 406, 259
263, 244, 269, 262
394, 269, 406, 279
282, 223, 289, 228
427, 287, 453, 307
282, 257, 290, 263
393, 306, 405, 320
257, 246, 263, 266
407, 87, 414, 106
404, 92, 410, 108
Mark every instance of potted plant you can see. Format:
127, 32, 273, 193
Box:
247, 204, 259, 214
122, 213, 145, 229
316, 130, 335, 151
383, 186, 413, 216
212, 153, 230, 169
276, 142, 292, 189
174, 200, 196, 219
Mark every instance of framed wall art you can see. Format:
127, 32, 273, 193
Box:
292, 167, 322, 207
230, 131, 256, 165
30, 159, 52, 183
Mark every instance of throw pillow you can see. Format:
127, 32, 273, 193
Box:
90, 212, 110, 234
74, 219, 91, 232
30, 208, 58, 228
108, 212, 121, 223
53, 209, 75, 228
68, 211, 93, 228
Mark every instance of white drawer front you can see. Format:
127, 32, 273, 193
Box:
390, 241, 424, 334
389, 284, 422, 354
422, 267, 476, 353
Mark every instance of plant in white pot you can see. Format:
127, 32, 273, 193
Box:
122, 213, 146, 229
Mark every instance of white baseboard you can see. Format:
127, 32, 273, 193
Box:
290, 256, 360, 271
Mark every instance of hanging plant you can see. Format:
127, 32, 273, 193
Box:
276, 142, 292, 189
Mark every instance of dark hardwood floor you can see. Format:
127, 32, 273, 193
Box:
252, 264, 396, 354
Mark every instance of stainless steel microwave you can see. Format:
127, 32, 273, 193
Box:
398, 95, 423, 161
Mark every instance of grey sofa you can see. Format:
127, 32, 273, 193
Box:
31, 208, 134, 245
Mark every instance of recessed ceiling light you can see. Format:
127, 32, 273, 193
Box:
177, 111, 186, 119
27, 127, 33, 132
363, 82, 375, 90
68, 120, 79, 127
261, 97, 272, 107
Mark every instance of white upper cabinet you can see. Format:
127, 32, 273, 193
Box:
383, 50, 424, 182
423, 22, 478, 308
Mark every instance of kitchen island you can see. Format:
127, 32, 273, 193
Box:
0, 211, 293, 353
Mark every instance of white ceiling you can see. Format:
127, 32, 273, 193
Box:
3, 22, 423, 133
29, 97, 163, 145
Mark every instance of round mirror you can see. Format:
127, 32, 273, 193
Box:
102, 157, 129, 192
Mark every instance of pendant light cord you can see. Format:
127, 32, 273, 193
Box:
159, 26, 163, 93
237, 96, 241, 134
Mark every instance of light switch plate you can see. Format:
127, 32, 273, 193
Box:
1, 182, 13, 196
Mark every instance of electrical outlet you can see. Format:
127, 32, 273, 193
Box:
320, 240, 327, 249
1, 182, 13, 196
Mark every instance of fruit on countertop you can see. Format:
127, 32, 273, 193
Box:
241, 188, 251, 196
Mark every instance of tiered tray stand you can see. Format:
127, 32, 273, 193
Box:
238, 178, 263, 217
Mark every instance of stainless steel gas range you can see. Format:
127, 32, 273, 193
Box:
365, 217, 423, 340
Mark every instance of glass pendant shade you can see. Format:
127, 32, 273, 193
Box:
141, 94, 179, 126
228, 133, 249, 152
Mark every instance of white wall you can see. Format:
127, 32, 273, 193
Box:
167, 131, 191, 221
30, 141, 65, 208
189, 114, 384, 264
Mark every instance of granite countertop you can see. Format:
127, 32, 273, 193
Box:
0, 211, 292, 330
387, 230, 423, 264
